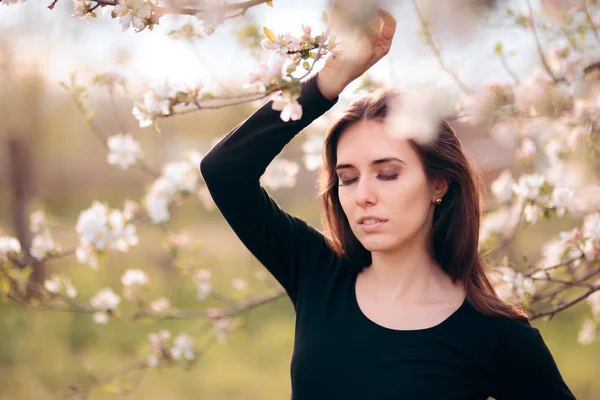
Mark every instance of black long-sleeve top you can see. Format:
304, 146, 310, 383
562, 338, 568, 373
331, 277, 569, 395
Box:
200, 75, 576, 400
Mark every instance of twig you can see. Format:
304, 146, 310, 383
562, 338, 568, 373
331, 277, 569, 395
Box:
530, 284, 600, 320
584, 5, 600, 47
411, 0, 471, 94
525, 0, 560, 83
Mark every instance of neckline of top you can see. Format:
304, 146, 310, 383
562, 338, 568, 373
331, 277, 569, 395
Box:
350, 269, 469, 334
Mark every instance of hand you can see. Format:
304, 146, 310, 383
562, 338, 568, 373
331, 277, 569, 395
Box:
317, 8, 397, 100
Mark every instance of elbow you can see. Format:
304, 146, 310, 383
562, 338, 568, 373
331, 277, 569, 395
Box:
200, 155, 218, 187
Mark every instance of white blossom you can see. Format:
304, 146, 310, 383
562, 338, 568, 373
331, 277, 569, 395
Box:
194, 269, 212, 300
549, 187, 575, 217
480, 207, 511, 243
150, 297, 171, 313
171, 334, 194, 360
30, 233, 55, 260
588, 289, 600, 319
559, 228, 580, 243
583, 213, 600, 241
194, 0, 226, 35
75, 202, 139, 267
302, 135, 324, 171
261, 159, 299, 190
491, 170, 513, 203
385, 86, 448, 144
513, 174, 545, 200
29, 210, 47, 234
232, 278, 246, 291
523, 203, 543, 224
76, 201, 110, 251
515, 138, 537, 160
501, 269, 535, 298
91, 287, 121, 311
113, 0, 152, 32
271, 93, 303, 122
0, 235, 22, 260
44, 274, 78, 298
458, 86, 496, 125
93, 312, 110, 325
121, 269, 149, 287
107, 133, 143, 170
578, 319, 597, 345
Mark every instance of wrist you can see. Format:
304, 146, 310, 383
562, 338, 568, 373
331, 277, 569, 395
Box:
316, 69, 350, 101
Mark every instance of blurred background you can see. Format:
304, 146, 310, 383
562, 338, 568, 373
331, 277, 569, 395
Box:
1, 0, 599, 399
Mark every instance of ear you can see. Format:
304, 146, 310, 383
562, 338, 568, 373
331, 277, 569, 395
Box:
431, 178, 449, 202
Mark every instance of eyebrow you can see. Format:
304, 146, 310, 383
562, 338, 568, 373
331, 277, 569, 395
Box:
335, 157, 406, 171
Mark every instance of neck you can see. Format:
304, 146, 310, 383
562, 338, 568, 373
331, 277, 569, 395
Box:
362, 236, 458, 304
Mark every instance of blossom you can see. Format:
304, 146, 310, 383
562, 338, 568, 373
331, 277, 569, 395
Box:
121, 269, 149, 287
107, 133, 143, 170
384, 87, 447, 144
194, 269, 212, 300
583, 213, 600, 241
523, 203, 543, 224
302, 135, 324, 171
30, 233, 55, 260
261, 158, 299, 190
578, 319, 597, 345
113, 0, 153, 32
232, 278, 246, 291
143, 158, 201, 223
271, 93, 302, 122
72, 0, 92, 17
458, 86, 496, 125
548, 187, 575, 217
0, 235, 22, 260
171, 334, 194, 360
91, 287, 121, 310
75, 202, 139, 267
501, 269, 535, 298
29, 210, 46, 234
512, 174, 545, 200
44, 274, 78, 298
150, 297, 171, 313
491, 170, 513, 203
515, 138, 537, 160
194, 0, 226, 35
90, 287, 121, 324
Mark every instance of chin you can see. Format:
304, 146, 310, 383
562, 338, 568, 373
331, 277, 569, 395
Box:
358, 236, 398, 253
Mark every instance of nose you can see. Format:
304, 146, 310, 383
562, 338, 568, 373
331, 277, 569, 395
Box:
355, 176, 377, 207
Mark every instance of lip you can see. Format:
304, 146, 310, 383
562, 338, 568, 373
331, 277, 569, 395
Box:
357, 216, 388, 233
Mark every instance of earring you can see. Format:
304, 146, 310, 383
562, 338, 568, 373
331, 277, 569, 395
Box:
435, 198, 442, 204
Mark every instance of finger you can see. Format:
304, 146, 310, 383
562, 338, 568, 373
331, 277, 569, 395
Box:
377, 8, 397, 42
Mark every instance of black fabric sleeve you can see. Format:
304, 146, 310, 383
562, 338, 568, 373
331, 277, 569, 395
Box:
200, 74, 339, 305
488, 318, 576, 399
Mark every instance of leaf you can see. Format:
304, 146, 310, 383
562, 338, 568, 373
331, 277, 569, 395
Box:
263, 27, 276, 43
494, 42, 503, 56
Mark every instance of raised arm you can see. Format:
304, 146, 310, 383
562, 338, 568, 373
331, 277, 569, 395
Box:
200, 8, 396, 304
200, 75, 340, 304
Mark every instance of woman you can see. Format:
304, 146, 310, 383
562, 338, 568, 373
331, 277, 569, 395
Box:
200, 8, 576, 400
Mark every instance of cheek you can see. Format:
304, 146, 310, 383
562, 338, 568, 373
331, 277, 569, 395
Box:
387, 174, 431, 218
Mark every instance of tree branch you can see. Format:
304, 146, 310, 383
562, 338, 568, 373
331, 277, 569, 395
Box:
411, 0, 471, 94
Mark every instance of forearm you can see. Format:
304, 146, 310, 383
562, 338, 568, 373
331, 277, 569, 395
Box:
201, 74, 339, 185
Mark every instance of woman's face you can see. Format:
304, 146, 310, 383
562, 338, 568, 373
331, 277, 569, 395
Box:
335, 119, 444, 253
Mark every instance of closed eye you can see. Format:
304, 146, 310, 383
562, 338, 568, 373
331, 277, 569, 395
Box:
338, 173, 399, 187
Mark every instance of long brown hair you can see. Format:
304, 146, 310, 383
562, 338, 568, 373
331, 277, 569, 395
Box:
318, 89, 527, 321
